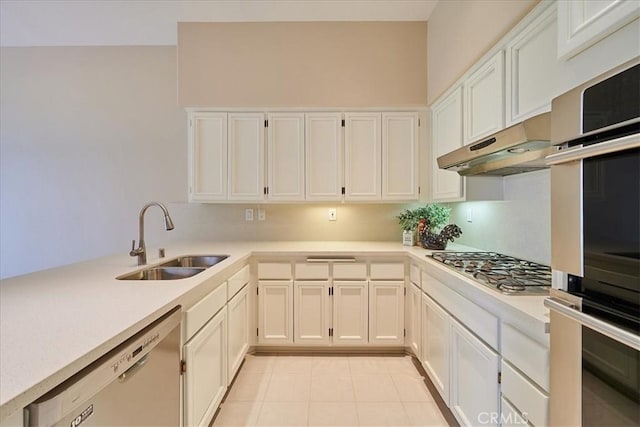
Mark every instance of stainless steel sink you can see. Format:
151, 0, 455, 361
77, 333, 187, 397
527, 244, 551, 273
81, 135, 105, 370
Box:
116, 254, 229, 280
117, 267, 206, 281
158, 255, 229, 268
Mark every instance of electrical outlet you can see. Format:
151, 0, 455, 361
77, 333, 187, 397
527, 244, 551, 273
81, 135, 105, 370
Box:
257, 208, 266, 221
245, 209, 254, 221
328, 208, 337, 221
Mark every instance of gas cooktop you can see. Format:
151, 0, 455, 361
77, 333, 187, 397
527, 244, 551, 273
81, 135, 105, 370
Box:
430, 251, 551, 296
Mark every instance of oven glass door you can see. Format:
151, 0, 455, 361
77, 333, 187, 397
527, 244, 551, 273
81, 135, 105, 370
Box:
582, 326, 640, 426
568, 147, 640, 333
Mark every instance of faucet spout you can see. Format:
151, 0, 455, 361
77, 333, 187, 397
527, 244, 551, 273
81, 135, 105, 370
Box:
130, 201, 175, 266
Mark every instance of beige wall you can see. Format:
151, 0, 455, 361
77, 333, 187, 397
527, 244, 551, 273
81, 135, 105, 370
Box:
427, 0, 539, 105
0, 46, 413, 278
178, 22, 428, 107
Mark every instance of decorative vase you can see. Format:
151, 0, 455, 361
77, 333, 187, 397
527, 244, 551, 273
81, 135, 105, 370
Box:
419, 224, 463, 250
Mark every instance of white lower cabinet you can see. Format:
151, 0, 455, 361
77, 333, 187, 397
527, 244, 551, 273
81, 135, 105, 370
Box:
369, 280, 405, 345
406, 281, 422, 357
450, 319, 500, 427
183, 308, 227, 427
333, 280, 368, 345
258, 280, 294, 345
421, 293, 451, 403
294, 280, 331, 345
227, 285, 249, 384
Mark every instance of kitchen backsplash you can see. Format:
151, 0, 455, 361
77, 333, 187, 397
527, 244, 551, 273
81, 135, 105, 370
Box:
448, 169, 551, 265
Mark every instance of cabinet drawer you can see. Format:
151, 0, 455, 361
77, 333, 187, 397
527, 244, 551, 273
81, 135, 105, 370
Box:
370, 262, 405, 280
410, 264, 420, 286
185, 282, 227, 341
501, 360, 549, 427
228, 265, 250, 300
258, 262, 292, 279
421, 270, 498, 349
333, 263, 367, 279
295, 263, 329, 279
502, 323, 550, 391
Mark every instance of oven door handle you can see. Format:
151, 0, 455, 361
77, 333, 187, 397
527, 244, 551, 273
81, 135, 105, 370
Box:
546, 133, 640, 165
544, 297, 640, 351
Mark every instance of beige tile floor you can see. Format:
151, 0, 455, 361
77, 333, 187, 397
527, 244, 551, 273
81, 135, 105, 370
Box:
213, 355, 450, 427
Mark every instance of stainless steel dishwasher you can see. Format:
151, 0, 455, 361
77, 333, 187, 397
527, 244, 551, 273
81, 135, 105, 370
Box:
26, 306, 181, 427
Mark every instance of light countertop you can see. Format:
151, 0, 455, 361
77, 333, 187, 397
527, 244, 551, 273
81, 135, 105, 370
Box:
0, 240, 549, 421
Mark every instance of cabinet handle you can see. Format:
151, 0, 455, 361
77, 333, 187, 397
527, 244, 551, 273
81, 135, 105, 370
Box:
306, 257, 356, 263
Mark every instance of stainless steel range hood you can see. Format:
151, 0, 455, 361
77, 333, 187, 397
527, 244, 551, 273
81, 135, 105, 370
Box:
437, 112, 556, 176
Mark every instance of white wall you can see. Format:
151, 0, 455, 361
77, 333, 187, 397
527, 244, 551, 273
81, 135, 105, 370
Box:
448, 170, 551, 265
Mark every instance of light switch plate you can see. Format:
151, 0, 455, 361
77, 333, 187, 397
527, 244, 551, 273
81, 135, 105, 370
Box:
245, 209, 254, 221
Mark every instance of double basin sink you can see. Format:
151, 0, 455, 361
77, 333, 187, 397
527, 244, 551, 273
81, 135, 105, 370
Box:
117, 255, 229, 281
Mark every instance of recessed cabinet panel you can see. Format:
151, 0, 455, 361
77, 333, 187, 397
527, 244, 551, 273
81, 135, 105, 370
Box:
344, 113, 382, 200
450, 319, 500, 427
306, 113, 343, 201
431, 86, 464, 201
184, 308, 227, 427
333, 281, 368, 345
557, 0, 640, 60
258, 280, 293, 344
294, 281, 331, 345
268, 113, 305, 201
227, 286, 249, 384
382, 112, 419, 200
189, 112, 227, 202
407, 282, 422, 357
228, 113, 265, 201
369, 281, 404, 345
463, 51, 505, 143
505, 4, 561, 125
421, 293, 451, 404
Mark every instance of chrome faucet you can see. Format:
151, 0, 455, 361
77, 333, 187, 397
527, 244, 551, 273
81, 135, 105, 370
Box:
130, 202, 175, 265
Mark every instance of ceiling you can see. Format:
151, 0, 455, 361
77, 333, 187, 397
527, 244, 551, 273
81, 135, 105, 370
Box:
0, 0, 439, 47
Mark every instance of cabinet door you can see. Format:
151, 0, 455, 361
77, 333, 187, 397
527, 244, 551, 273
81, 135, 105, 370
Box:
227, 285, 249, 385
406, 282, 422, 358
463, 52, 505, 144
294, 280, 331, 345
431, 86, 464, 201
258, 280, 293, 344
267, 113, 305, 201
228, 113, 265, 201
369, 280, 404, 345
557, 0, 639, 60
184, 308, 227, 427
188, 112, 227, 202
382, 112, 419, 200
305, 113, 343, 201
450, 319, 500, 427
505, 4, 561, 125
344, 113, 381, 201
333, 280, 368, 345
421, 293, 450, 404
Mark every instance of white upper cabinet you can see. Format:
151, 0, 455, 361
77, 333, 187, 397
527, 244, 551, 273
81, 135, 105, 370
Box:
382, 112, 419, 200
344, 113, 382, 201
557, 0, 640, 60
267, 113, 305, 201
228, 112, 265, 201
463, 51, 505, 144
431, 86, 464, 201
188, 112, 227, 202
505, 4, 561, 125
305, 113, 343, 201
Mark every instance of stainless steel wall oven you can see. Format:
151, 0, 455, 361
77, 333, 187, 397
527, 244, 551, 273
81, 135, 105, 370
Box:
546, 58, 639, 426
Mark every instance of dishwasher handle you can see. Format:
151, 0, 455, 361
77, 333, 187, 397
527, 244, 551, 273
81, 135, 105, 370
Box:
118, 354, 150, 383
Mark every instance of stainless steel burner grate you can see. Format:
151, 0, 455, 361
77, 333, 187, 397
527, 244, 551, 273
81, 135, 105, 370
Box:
430, 251, 551, 295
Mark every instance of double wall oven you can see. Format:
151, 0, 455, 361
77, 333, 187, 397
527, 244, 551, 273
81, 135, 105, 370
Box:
545, 58, 639, 426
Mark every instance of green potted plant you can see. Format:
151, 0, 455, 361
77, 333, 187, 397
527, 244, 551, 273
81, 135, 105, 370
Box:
397, 204, 461, 249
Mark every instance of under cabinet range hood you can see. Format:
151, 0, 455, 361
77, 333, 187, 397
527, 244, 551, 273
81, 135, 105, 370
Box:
437, 112, 556, 176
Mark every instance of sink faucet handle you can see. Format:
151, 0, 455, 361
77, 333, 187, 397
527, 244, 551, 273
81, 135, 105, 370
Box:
129, 240, 142, 257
